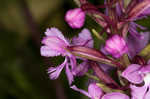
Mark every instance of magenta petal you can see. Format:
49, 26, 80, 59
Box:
40, 46, 61, 57
44, 28, 69, 45
69, 55, 77, 70
105, 35, 128, 58
42, 36, 67, 48
41, 28, 70, 57
102, 92, 129, 99
139, 64, 150, 74
41, 36, 67, 55
65, 63, 74, 85
72, 28, 93, 48
88, 83, 104, 99
48, 58, 67, 79
130, 84, 147, 99
71, 85, 91, 98
122, 64, 143, 84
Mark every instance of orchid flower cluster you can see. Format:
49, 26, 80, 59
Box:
41, 0, 150, 99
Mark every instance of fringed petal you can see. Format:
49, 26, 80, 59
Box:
71, 85, 91, 98
48, 58, 68, 79
40, 46, 61, 57
44, 28, 69, 45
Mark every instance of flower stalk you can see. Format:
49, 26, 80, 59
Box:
69, 46, 124, 69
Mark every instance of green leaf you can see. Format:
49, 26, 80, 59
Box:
139, 44, 150, 60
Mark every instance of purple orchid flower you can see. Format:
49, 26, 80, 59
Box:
71, 83, 129, 99
130, 84, 150, 99
122, 62, 150, 86
71, 28, 93, 76
113, 0, 150, 59
121, 51, 150, 99
126, 0, 150, 48
40, 27, 93, 84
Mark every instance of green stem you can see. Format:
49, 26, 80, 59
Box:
139, 44, 150, 60
92, 29, 105, 42
85, 73, 100, 81
121, 54, 130, 67
96, 83, 125, 94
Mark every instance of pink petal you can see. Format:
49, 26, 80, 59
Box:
122, 64, 143, 84
72, 28, 93, 48
102, 92, 129, 99
139, 64, 150, 74
69, 55, 77, 70
88, 83, 104, 99
130, 84, 147, 99
45, 28, 69, 45
65, 63, 74, 85
40, 46, 61, 57
41, 36, 67, 55
48, 58, 67, 79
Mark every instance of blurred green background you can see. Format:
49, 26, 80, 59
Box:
0, 0, 150, 99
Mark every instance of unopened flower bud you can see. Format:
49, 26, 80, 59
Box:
104, 35, 128, 58
65, 8, 85, 29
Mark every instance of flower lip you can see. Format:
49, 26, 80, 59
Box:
121, 64, 144, 84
